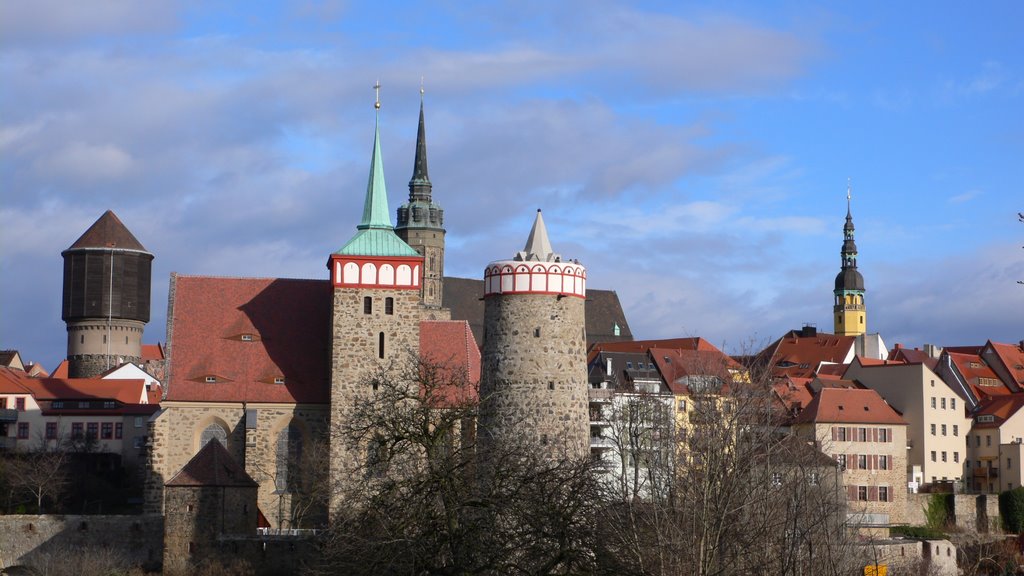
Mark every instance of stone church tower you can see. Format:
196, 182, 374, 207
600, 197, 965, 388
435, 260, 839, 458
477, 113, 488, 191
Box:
62, 210, 153, 378
327, 89, 423, 492
479, 210, 589, 459
834, 184, 867, 336
395, 89, 445, 308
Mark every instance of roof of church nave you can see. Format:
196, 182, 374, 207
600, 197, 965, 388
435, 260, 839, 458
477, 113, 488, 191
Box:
165, 274, 480, 404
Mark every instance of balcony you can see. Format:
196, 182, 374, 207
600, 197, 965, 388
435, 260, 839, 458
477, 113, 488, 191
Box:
589, 388, 613, 403
0, 409, 17, 423
973, 467, 998, 479
590, 436, 614, 450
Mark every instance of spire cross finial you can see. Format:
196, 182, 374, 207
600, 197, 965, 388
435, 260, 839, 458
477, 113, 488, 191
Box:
847, 177, 851, 201
374, 80, 381, 110
420, 76, 425, 98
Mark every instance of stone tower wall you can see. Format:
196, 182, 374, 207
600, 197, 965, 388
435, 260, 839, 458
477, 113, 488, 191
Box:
480, 293, 589, 459
329, 288, 422, 499
397, 228, 445, 308
66, 318, 145, 377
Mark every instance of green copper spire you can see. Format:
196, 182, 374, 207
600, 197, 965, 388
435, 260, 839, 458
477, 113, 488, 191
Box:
359, 84, 392, 230
335, 82, 419, 258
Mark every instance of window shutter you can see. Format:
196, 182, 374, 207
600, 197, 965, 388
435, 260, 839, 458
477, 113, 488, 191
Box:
872, 428, 878, 442
869, 486, 878, 501
847, 485, 857, 501
832, 427, 838, 441
873, 455, 879, 470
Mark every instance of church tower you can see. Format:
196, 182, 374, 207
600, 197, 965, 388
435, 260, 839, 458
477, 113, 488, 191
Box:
479, 210, 589, 460
62, 210, 153, 378
328, 85, 423, 489
833, 184, 866, 336
395, 87, 445, 308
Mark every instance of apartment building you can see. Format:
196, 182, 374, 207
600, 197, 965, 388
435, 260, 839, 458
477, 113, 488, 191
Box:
844, 358, 970, 489
792, 387, 908, 530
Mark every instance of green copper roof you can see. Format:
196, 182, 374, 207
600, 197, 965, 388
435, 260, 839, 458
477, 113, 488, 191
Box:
335, 109, 419, 257
336, 228, 420, 257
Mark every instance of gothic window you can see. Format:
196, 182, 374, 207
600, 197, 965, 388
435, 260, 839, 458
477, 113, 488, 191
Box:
200, 423, 228, 449
275, 423, 303, 493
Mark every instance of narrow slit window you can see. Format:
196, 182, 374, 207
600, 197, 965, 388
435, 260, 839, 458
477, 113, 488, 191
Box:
378, 332, 385, 359
533, 327, 541, 338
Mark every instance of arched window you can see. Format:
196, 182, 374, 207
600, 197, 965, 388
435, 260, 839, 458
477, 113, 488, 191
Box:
200, 423, 227, 449
275, 424, 303, 493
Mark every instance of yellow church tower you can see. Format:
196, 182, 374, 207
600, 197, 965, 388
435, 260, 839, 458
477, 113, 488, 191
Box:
833, 183, 866, 336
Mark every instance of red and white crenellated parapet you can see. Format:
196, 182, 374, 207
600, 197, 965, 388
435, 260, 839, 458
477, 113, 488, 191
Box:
483, 260, 586, 298
330, 254, 422, 290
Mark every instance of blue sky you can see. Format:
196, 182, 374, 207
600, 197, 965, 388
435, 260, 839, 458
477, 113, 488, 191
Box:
1, 0, 1022, 371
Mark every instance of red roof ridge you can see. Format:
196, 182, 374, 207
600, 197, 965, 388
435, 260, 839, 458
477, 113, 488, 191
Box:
174, 273, 325, 283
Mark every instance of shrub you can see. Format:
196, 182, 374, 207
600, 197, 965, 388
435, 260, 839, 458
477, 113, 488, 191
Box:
890, 525, 947, 539
999, 487, 1024, 533
924, 493, 953, 530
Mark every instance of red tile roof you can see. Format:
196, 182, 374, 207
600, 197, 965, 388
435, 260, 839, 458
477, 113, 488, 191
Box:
142, 343, 164, 362
761, 332, 856, 379
165, 439, 258, 488
0, 366, 32, 393
772, 377, 814, 413
50, 360, 70, 378
166, 275, 332, 404
650, 347, 744, 395
18, 377, 148, 405
971, 395, 1024, 429
588, 337, 717, 363
793, 388, 906, 426
419, 320, 481, 407
948, 351, 1011, 401
987, 341, 1024, 387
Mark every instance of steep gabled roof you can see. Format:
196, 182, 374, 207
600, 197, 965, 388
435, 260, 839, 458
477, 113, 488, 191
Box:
0, 350, 24, 371
0, 366, 33, 393
66, 210, 148, 252
142, 344, 164, 362
947, 351, 1011, 400
166, 275, 332, 404
760, 331, 857, 379
972, 395, 1024, 429
651, 347, 744, 395
420, 320, 480, 408
166, 439, 257, 488
985, 341, 1024, 388
793, 388, 906, 426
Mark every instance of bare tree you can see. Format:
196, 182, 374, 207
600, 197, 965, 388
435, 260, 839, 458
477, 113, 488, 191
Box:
8, 448, 70, 513
310, 353, 599, 576
593, 354, 859, 576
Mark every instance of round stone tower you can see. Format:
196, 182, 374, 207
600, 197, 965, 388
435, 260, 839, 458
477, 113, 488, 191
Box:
62, 210, 153, 378
479, 210, 589, 459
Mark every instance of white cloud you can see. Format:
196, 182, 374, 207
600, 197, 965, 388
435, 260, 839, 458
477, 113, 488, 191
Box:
40, 142, 134, 181
949, 189, 982, 204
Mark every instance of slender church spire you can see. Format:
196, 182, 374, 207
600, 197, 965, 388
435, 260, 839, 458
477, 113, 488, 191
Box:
359, 81, 392, 231
396, 82, 446, 308
409, 84, 432, 202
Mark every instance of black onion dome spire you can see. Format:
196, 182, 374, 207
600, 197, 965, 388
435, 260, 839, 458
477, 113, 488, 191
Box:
396, 85, 443, 231
835, 185, 864, 292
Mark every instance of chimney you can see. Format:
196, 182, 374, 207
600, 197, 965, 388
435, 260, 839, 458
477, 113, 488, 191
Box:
924, 344, 942, 359
800, 325, 817, 338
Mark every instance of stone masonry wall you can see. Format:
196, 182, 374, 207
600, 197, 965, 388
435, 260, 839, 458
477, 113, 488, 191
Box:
0, 514, 163, 571
145, 402, 328, 527
330, 287, 422, 504
480, 293, 589, 459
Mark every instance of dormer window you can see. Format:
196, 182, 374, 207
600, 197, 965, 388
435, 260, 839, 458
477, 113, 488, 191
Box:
79, 401, 90, 409
104, 401, 115, 409
205, 376, 217, 383
241, 334, 253, 342
274, 377, 285, 385
52, 401, 64, 409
